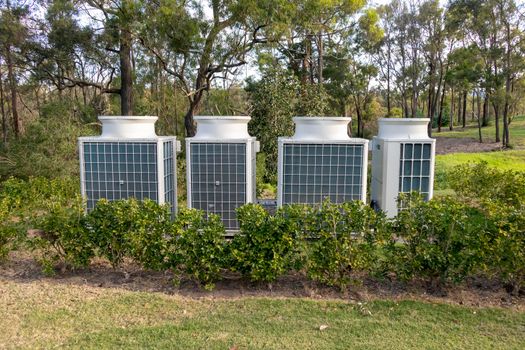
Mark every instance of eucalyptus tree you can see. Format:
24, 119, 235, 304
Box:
446, 46, 484, 139
140, 0, 293, 137
0, 1, 30, 138
323, 8, 383, 137
32, 0, 99, 109
246, 66, 299, 182
33, 0, 145, 116
494, 0, 525, 148
446, 0, 525, 147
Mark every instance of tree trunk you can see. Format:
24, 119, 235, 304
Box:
471, 90, 475, 121
503, 21, 511, 148
0, 64, 7, 143
427, 61, 434, 120
476, 90, 481, 124
483, 95, 489, 127
477, 90, 482, 143
184, 100, 199, 137
354, 96, 363, 138
437, 84, 446, 133
317, 31, 323, 85
5, 47, 19, 138
173, 78, 179, 137
386, 47, 391, 116
493, 102, 500, 143
119, 28, 133, 116
302, 36, 310, 85
462, 90, 467, 128
477, 102, 483, 143
450, 87, 454, 131
457, 92, 462, 125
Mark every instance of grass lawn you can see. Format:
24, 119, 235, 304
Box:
1, 280, 524, 349
435, 115, 525, 148
436, 149, 525, 173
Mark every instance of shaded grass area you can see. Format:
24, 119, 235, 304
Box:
1, 280, 524, 349
436, 115, 525, 148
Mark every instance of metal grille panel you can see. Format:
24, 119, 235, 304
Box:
163, 141, 175, 213
282, 144, 364, 204
83, 142, 158, 210
190, 142, 246, 230
399, 143, 432, 200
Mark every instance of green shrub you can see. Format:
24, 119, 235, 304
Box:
483, 204, 525, 294
448, 163, 525, 291
31, 197, 93, 274
124, 200, 173, 271
0, 176, 79, 218
0, 99, 96, 180
305, 200, 389, 290
0, 176, 80, 265
84, 198, 172, 269
0, 198, 19, 262
84, 199, 134, 268
229, 204, 306, 283
448, 162, 525, 208
390, 194, 489, 286
169, 207, 227, 290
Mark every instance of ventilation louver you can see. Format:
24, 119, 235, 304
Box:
78, 116, 180, 212
277, 117, 368, 206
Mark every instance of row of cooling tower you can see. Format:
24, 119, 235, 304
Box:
78, 116, 436, 231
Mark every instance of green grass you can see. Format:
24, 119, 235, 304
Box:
436, 150, 525, 173
1, 280, 524, 349
434, 150, 525, 191
435, 115, 525, 148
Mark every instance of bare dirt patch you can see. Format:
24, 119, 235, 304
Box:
1, 251, 523, 310
434, 136, 502, 155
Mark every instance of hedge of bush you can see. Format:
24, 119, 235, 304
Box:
0, 163, 524, 294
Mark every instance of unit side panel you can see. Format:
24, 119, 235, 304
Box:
163, 140, 176, 213
189, 142, 246, 230
82, 141, 158, 211
370, 138, 384, 206
281, 143, 365, 205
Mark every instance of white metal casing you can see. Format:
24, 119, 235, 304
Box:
185, 116, 258, 231
277, 117, 369, 206
78, 116, 180, 213
371, 118, 436, 218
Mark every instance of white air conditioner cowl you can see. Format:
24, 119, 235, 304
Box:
292, 116, 351, 141
377, 118, 430, 140
193, 116, 251, 139
99, 116, 158, 139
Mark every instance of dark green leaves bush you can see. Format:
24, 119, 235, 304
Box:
32, 197, 93, 274
0, 176, 80, 265
85, 198, 172, 269
390, 194, 489, 286
305, 200, 389, 290
170, 207, 227, 290
448, 163, 525, 292
0, 198, 19, 262
229, 204, 306, 282
483, 204, 525, 293
448, 162, 525, 208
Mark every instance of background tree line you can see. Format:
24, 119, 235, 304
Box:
0, 0, 524, 178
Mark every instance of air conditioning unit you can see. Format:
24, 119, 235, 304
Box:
371, 118, 436, 217
186, 116, 259, 231
277, 117, 369, 206
78, 116, 180, 213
